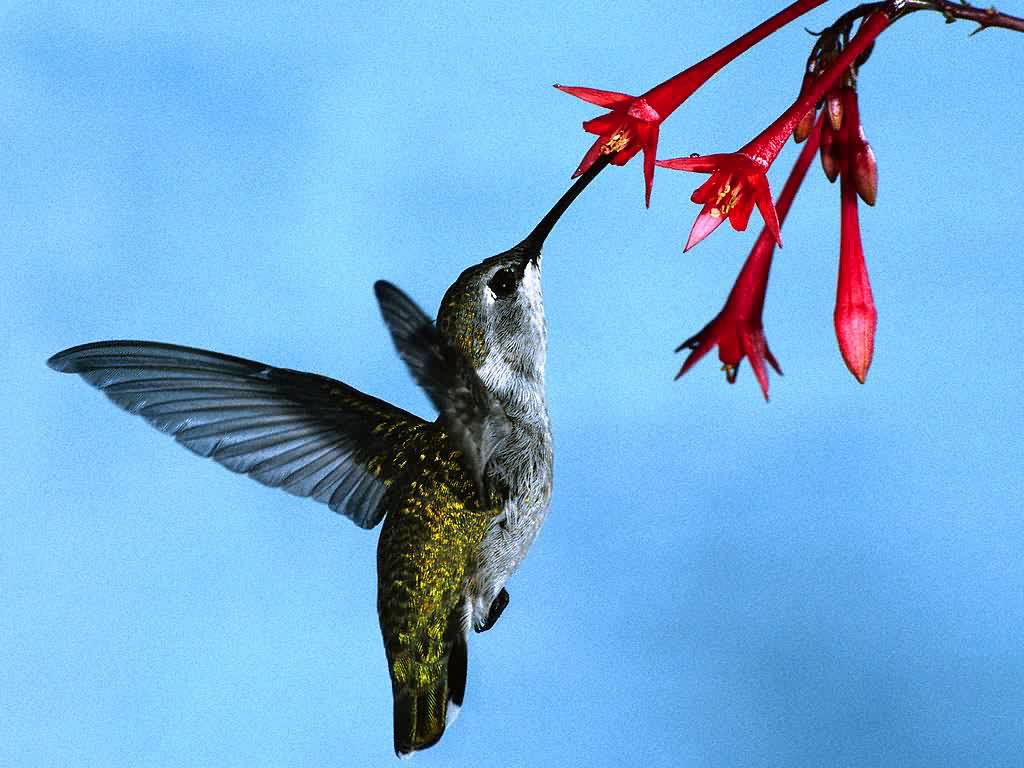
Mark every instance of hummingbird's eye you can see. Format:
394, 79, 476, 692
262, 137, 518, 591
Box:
487, 267, 518, 299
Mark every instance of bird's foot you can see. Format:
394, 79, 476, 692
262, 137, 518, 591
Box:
475, 588, 509, 633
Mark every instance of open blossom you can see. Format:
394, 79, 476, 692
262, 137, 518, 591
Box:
677, 116, 823, 400
656, 11, 890, 251
658, 152, 780, 252
554, 85, 662, 207
556, 0, 830, 207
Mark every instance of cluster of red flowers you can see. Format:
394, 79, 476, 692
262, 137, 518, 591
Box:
558, 0, 891, 399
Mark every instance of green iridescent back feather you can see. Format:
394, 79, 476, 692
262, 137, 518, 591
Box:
375, 422, 496, 755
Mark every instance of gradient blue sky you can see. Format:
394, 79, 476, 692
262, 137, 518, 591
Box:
4, 2, 1023, 766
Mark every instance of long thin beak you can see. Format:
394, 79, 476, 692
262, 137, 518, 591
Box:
517, 154, 612, 256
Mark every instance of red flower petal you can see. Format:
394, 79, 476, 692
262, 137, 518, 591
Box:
572, 133, 611, 178
684, 206, 728, 252
554, 84, 634, 109
752, 178, 782, 247
675, 329, 717, 379
582, 112, 621, 136
728, 191, 756, 231
641, 127, 659, 207
689, 176, 720, 204
656, 154, 731, 172
741, 332, 772, 401
611, 143, 643, 166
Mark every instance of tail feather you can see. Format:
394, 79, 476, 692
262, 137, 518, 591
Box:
392, 685, 447, 757
448, 630, 467, 712
391, 614, 469, 757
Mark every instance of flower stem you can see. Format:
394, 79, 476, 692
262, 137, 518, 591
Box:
828, 0, 1024, 33
898, 0, 1024, 32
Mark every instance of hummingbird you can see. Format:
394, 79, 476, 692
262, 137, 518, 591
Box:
47, 158, 608, 756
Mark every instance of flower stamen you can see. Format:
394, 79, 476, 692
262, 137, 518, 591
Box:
604, 129, 632, 154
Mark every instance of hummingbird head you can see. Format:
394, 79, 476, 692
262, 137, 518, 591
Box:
435, 154, 610, 414
437, 243, 546, 408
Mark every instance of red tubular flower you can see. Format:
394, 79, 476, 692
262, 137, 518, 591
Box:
676, 115, 823, 400
553, 86, 662, 207
556, 0, 829, 207
834, 89, 877, 383
656, 11, 890, 252
658, 152, 781, 252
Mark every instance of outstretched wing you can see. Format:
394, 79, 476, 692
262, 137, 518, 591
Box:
373, 281, 509, 501
47, 340, 427, 529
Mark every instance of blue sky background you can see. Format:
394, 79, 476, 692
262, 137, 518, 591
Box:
3, 2, 1023, 766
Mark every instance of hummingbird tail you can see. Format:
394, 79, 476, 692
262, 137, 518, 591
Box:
391, 613, 468, 757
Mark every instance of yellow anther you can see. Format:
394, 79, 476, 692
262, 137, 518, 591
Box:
709, 207, 722, 218
603, 129, 631, 154
719, 191, 742, 215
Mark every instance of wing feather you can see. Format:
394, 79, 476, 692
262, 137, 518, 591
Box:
48, 340, 426, 529
373, 281, 509, 501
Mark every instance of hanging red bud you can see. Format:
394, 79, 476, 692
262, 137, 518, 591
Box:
793, 107, 818, 143
834, 93, 877, 384
834, 184, 877, 383
852, 142, 877, 205
793, 70, 818, 143
820, 124, 840, 182
851, 127, 878, 206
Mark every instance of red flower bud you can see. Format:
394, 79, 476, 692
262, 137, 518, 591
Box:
834, 150, 877, 383
793, 107, 818, 143
851, 126, 878, 206
793, 70, 818, 143
820, 124, 840, 182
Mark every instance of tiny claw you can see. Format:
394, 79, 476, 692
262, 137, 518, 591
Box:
476, 588, 510, 633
